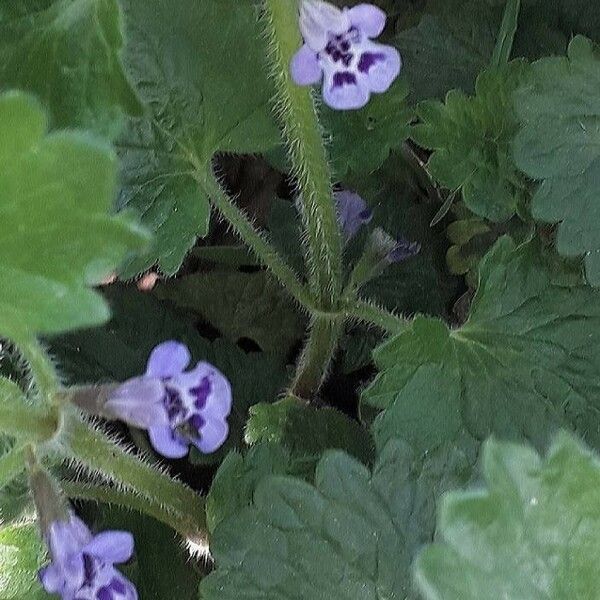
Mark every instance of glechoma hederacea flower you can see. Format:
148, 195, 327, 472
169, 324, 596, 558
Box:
387, 236, 421, 263
335, 189, 373, 239
291, 1, 401, 110
39, 513, 137, 600
105, 341, 232, 459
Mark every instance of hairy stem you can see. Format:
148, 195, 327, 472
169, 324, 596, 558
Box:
491, 0, 521, 65
198, 169, 314, 311
345, 300, 411, 334
0, 445, 27, 491
0, 378, 58, 440
62, 480, 202, 542
61, 416, 207, 541
16, 337, 59, 401
263, 0, 343, 309
291, 317, 343, 399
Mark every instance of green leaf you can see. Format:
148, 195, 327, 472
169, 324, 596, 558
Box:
412, 61, 530, 222
364, 237, 600, 454
206, 444, 292, 534
320, 79, 412, 178
245, 399, 376, 475
0, 92, 147, 339
201, 438, 474, 600
513, 36, 600, 285
415, 431, 600, 599
48, 285, 287, 464
395, 1, 500, 103
78, 505, 201, 599
0, 0, 141, 138
116, 0, 280, 276
153, 270, 305, 355
0, 522, 48, 599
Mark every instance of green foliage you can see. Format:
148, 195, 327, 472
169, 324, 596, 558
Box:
320, 79, 412, 178
116, 0, 280, 276
245, 398, 376, 474
0, 0, 141, 138
412, 61, 530, 222
0, 522, 48, 599
513, 35, 600, 285
154, 270, 305, 355
416, 432, 600, 599
48, 286, 287, 463
396, 0, 500, 103
201, 438, 472, 600
364, 237, 600, 453
0, 92, 147, 340
206, 444, 292, 534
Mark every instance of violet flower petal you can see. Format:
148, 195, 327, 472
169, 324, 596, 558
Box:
323, 69, 370, 110
347, 3, 387, 37
334, 190, 373, 239
300, 0, 350, 51
38, 564, 63, 594
47, 517, 90, 568
194, 418, 229, 454
290, 43, 323, 85
358, 41, 401, 93
83, 531, 135, 565
104, 377, 169, 429
145, 341, 190, 378
148, 425, 189, 459
187, 362, 233, 418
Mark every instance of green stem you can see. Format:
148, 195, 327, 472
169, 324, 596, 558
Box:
62, 480, 203, 542
491, 0, 521, 65
291, 317, 343, 399
0, 378, 58, 440
0, 445, 26, 490
199, 169, 314, 311
16, 337, 59, 401
346, 300, 411, 334
61, 417, 206, 538
263, 0, 343, 309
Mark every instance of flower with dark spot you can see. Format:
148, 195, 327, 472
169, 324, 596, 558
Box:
39, 513, 137, 600
105, 341, 232, 458
386, 236, 421, 263
291, 1, 401, 109
334, 190, 372, 239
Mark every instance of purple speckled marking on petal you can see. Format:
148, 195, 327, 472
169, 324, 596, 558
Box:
97, 587, 114, 600
108, 578, 127, 595
188, 413, 205, 432
358, 51, 386, 73
333, 71, 357, 88
359, 208, 373, 221
164, 387, 186, 422
190, 376, 211, 410
83, 554, 96, 586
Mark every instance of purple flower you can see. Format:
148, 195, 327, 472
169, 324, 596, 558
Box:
334, 190, 372, 239
387, 236, 421, 263
39, 514, 137, 600
291, 1, 401, 110
105, 342, 232, 459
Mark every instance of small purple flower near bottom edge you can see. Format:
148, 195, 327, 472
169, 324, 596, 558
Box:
105, 342, 233, 459
39, 514, 137, 600
334, 190, 372, 239
291, 1, 401, 110
387, 237, 421, 263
